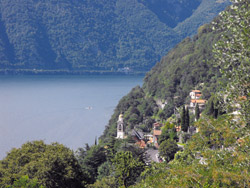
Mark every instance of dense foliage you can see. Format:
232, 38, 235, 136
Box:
0, 0, 230, 73
133, 116, 250, 187
112, 151, 144, 187
213, 0, 250, 125
0, 141, 84, 188
143, 21, 223, 102
159, 139, 179, 163
76, 144, 107, 185
7, 175, 44, 188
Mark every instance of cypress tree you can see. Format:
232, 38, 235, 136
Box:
209, 100, 214, 115
214, 108, 218, 119
181, 106, 186, 132
213, 99, 219, 119
95, 137, 97, 145
185, 108, 190, 132
195, 104, 200, 121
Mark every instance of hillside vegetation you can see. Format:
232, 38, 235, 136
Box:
0, 0, 230, 73
101, 12, 225, 141
0, 0, 249, 187
103, 0, 250, 187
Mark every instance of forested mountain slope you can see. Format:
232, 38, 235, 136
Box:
0, 0, 230, 73
101, 7, 226, 141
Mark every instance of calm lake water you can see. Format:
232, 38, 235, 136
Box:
0, 75, 143, 159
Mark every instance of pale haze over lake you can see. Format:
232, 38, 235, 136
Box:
0, 75, 143, 159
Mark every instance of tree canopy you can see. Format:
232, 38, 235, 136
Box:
112, 151, 144, 187
0, 141, 84, 188
213, 0, 250, 125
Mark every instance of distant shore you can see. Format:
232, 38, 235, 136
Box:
0, 69, 146, 76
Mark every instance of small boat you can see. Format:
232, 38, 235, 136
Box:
85, 106, 93, 110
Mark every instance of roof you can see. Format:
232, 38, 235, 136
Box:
153, 122, 162, 127
192, 90, 201, 93
132, 130, 144, 140
175, 125, 181, 132
153, 130, 162, 136
196, 94, 202, 97
136, 140, 146, 148
238, 96, 247, 101
191, 99, 206, 104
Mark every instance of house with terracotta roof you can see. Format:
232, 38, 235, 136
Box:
189, 99, 207, 114
153, 122, 163, 130
190, 90, 202, 99
144, 134, 154, 144
188, 89, 207, 114
153, 129, 162, 148
190, 99, 206, 108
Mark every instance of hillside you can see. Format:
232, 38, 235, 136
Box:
101, 15, 224, 141
0, 0, 230, 73
100, 0, 250, 186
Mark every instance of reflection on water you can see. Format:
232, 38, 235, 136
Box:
0, 75, 143, 159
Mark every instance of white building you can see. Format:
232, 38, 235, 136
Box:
117, 114, 125, 139
190, 90, 202, 99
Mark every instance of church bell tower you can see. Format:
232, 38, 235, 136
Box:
117, 114, 125, 139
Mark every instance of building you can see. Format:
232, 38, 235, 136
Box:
175, 125, 181, 132
190, 90, 202, 99
188, 89, 207, 115
190, 99, 206, 108
132, 130, 146, 148
153, 122, 163, 130
153, 129, 162, 148
117, 114, 125, 139
189, 99, 207, 114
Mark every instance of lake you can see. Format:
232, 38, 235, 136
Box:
0, 75, 143, 159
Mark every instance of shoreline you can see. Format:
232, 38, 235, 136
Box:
0, 69, 146, 76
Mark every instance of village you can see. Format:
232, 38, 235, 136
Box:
115, 89, 207, 162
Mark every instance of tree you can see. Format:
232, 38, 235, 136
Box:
158, 122, 178, 144
159, 140, 178, 163
213, 0, 250, 125
87, 176, 117, 188
0, 141, 84, 188
77, 145, 107, 185
185, 109, 190, 130
112, 151, 144, 187
208, 100, 214, 115
95, 137, 97, 145
181, 106, 186, 131
7, 176, 44, 188
195, 104, 200, 121
97, 161, 113, 180
162, 100, 174, 119
213, 108, 218, 119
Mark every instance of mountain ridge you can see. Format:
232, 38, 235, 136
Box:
0, 0, 230, 73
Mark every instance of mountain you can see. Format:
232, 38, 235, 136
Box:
0, 0, 230, 73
